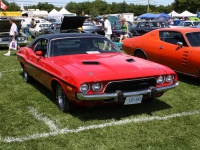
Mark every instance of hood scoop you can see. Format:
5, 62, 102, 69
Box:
82, 61, 100, 65
126, 58, 135, 63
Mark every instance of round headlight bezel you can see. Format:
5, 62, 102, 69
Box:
165, 75, 174, 83
80, 83, 90, 93
92, 82, 102, 92
157, 75, 165, 84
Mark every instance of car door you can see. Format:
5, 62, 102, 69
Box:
29, 38, 49, 85
185, 32, 200, 77
156, 31, 191, 74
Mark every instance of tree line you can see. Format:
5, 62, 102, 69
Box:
1, 0, 200, 17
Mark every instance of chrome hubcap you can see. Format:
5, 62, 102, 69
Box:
57, 86, 64, 109
24, 70, 28, 81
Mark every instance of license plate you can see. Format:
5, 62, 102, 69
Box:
124, 95, 143, 105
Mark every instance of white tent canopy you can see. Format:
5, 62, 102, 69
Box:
48, 9, 58, 15
168, 10, 179, 17
48, 8, 76, 22
59, 7, 73, 16
176, 10, 197, 17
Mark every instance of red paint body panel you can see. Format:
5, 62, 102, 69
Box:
17, 45, 178, 107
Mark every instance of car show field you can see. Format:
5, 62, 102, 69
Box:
0, 47, 200, 149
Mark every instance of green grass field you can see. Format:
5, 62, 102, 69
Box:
0, 46, 200, 150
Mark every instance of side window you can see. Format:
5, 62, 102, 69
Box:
159, 31, 188, 46
139, 22, 146, 28
34, 39, 49, 57
184, 22, 192, 26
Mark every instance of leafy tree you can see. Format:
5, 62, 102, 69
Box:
172, 0, 200, 13
118, 0, 128, 13
65, 2, 78, 14
37, 2, 54, 12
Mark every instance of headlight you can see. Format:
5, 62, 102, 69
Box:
17, 37, 21, 41
165, 75, 174, 83
157, 75, 164, 84
80, 83, 90, 93
92, 82, 102, 92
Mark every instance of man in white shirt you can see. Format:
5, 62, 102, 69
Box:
102, 15, 112, 40
4, 18, 19, 56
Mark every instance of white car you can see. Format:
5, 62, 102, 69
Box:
170, 21, 200, 28
29, 22, 51, 38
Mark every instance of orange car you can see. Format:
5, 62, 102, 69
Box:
123, 28, 200, 78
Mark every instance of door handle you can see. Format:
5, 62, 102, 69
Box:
159, 46, 163, 49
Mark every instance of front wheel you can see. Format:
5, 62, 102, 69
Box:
23, 67, 33, 83
56, 83, 76, 113
134, 50, 147, 59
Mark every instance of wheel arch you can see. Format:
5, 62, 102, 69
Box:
134, 48, 148, 59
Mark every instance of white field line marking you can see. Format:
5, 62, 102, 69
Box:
28, 106, 58, 132
1, 69, 22, 73
2, 108, 200, 143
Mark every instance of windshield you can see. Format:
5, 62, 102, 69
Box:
193, 22, 200, 26
50, 37, 120, 56
186, 32, 200, 47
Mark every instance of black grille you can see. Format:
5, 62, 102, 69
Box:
105, 78, 156, 93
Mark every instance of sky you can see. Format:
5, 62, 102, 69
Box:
9, 0, 174, 7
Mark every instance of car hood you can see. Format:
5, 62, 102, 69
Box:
56, 53, 168, 80
60, 16, 87, 30
0, 19, 21, 32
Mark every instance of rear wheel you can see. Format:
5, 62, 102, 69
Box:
134, 50, 147, 59
56, 83, 76, 113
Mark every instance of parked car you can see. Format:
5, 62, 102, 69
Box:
42, 22, 62, 34
130, 21, 169, 36
45, 18, 57, 23
123, 28, 200, 78
170, 21, 200, 28
43, 16, 132, 42
42, 17, 98, 34
29, 22, 51, 38
0, 19, 28, 47
16, 33, 178, 112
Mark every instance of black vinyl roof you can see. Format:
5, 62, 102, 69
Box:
28, 33, 105, 47
38, 33, 104, 39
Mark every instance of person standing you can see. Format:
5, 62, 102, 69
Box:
119, 18, 129, 43
4, 18, 19, 56
30, 18, 36, 28
102, 15, 112, 40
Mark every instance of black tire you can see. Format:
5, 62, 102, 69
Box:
134, 50, 147, 59
23, 67, 33, 83
56, 83, 76, 113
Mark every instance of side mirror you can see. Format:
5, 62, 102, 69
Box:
35, 51, 43, 56
177, 42, 183, 48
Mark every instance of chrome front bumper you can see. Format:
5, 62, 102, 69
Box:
76, 82, 179, 101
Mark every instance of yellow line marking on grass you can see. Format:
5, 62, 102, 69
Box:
1, 107, 200, 143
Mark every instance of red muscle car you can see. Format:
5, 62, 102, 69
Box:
17, 33, 178, 113
123, 28, 200, 78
